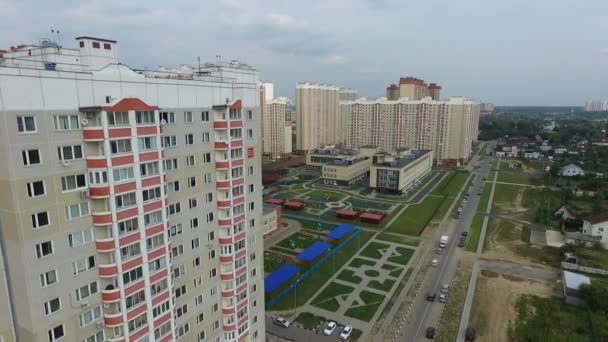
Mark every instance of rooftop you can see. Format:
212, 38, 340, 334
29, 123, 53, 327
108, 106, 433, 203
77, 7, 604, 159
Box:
583, 212, 608, 224
375, 150, 432, 168
563, 271, 590, 290
263, 203, 280, 215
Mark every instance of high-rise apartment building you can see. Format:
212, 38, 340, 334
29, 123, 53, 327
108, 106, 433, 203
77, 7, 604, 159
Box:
338, 88, 359, 102
262, 97, 292, 159
341, 97, 480, 164
386, 84, 400, 101
295, 83, 340, 152
0, 36, 265, 342
395, 77, 441, 101
258, 82, 274, 143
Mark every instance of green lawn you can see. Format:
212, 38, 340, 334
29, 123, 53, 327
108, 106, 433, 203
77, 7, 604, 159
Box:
478, 182, 493, 213
305, 189, 347, 202
441, 172, 470, 197
360, 242, 391, 259
465, 214, 485, 252
435, 267, 471, 342
264, 251, 288, 273
497, 170, 544, 185
375, 233, 421, 246
389, 268, 403, 277
337, 269, 363, 284
276, 232, 317, 250
271, 231, 374, 310
381, 263, 398, 270
292, 218, 337, 231
344, 290, 386, 322
349, 258, 377, 268
386, 196, 445, 235
491, 184, 523, 212
387, 247, 415, 265
576, 247, 608, 269
512, 295, 592, 342
270, 246, 299, 256
432, 172, 456, 195
368, 278, 396, 292
294, 312, 325, 330
345, 197, 393, 211
311, 282, 355, 312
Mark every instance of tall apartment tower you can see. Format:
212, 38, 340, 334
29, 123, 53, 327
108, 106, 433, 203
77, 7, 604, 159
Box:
386, 84, 400, 101
427, 83, 442, 100
0, 36, 265, 342
295, 83, 340, 152
262, 97, 292, 159
258, 82, 274, 144
396, 77, 441, 100
338, 88, 359, 102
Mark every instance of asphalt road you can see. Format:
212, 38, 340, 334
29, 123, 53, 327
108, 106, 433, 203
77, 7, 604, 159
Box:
399, 155, 493, 341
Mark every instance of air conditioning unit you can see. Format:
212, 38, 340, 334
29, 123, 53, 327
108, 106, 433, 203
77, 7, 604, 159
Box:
81, 301, 90, 308
61, 159, 71, 167
80, 118, 89, 126
80, 190, 90, 199
160, 119, 167, 125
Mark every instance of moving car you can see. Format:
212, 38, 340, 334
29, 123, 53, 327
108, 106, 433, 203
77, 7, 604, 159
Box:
461, 231, 469, 237
340, 325, 353, 340
426, 293, 436, 302
458, 240, 466, 247
431, 259, 439, 267
465, 327, 477, 341
426, 327, 436, 339
273, 317, 290, 328
441, 284, 450, 294
439, 293, 448, 303
324, 321, 337, 336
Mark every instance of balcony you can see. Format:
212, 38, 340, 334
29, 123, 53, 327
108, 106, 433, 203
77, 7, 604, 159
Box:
86, 156, 107, 169
214, 121, 228, 130
96, 237, 116, 253
104, 312, 124, 327
136, 125, 159, 136
83, 127, 104, 142
89, 186, 110, 199
92, 211, 112, 226
108, 127, 131, 139
216, 160, 230, 170
98, 263, 119, 278
229, 120, 243, 128
139, 150, 161, 163
111, 154, 134, 167
215, 141, 229, 150
216, 180, 230, 190
230, 139, 244, 148
101, 285, 121, 303
217, 199, 231, 209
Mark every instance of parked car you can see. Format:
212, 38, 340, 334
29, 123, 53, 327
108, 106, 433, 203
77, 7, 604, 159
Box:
426, 293, 436, 302
436, 248, 444, 255
461, 231, 469, 237
439, 293, 448, 303
425, 327, 437, 339
465, 327, 477, 341
441, 284, 449, 294
340, 325, 353, 340
458, 240, 466, 247
324, 321, 337, 336
273, 317, 290, 328
431, 259, 439, 267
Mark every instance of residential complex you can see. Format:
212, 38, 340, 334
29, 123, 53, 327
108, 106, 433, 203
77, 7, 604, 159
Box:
262, 97, 292, 159
340, 96, 480, 164
295, 83, 340, 152
0, 36, 265, 342
369, 149, 433, 194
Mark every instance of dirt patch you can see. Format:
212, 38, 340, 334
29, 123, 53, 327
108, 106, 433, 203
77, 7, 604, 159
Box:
481, 270, 499, 278
470, 273, 558, 342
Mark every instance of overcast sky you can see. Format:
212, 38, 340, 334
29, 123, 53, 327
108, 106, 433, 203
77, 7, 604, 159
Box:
2, 0, 607, 105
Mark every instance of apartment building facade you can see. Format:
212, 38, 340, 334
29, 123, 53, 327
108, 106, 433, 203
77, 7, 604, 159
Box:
0, 36, 265, 342
295, 83, 340, 152
262, 97, 292, 159
341, 97, 480, 164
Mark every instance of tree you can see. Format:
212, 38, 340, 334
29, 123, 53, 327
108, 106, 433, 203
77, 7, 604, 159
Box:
580, 283, 608, 313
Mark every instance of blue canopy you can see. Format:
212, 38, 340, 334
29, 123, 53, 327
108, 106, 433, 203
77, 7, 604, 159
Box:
297, 241, 331, 262
327, 224, 355, 240
264, 264, 300, 294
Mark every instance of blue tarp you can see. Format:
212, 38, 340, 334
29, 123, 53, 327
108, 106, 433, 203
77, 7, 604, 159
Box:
297, 241, 332, 262
327, 224, 355, 240
264, 264, 300, 294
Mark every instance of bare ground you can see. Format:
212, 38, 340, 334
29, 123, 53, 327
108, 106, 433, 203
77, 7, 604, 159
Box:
469, 272, 559, 342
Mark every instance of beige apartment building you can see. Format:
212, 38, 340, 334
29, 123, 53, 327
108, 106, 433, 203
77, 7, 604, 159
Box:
295, 83, 340, 152
341, 97, 480, 164
369, 149, 433, 194
338, 88, 359, 102
396, 77, 442, 101
0, 36, 265, 342
262, 97, 292, 159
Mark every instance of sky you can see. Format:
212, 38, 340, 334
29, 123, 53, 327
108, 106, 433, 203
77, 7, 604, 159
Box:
2, 0, 608, 105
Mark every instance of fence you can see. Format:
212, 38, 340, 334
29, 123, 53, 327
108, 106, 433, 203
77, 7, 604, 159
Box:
562, 262, 608, 276
265, 227, 363, 309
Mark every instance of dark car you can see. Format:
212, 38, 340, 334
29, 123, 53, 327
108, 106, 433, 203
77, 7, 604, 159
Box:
426, 293, 436, 302
426, 327, 437, 339
458, 240, 465, 247
461, 231, 469, 237
465, 327, 476, 341
436, 248, 444, 255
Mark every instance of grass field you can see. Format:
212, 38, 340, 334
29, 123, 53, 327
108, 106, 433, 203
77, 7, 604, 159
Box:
441, 172, 470, 197
576, 247, 608, 269
344, 290, 386, 322
272, 231, 374, 310
387, 247, 415, 265
512, 295, 592, 342
276, 232, 317, 250
386, 196, 445, 235
311, 282, 355, 312
349, 258, 377, 268
294, 312, 325, 330
465, 183, 493, 252
497, 170, 544, 185
264, 251, 288, 273
292, 218, 337, 231
368, 278, 396, 292
337, 269, 363, 284
435, 266, 471, 342
345, 197, 393, 211
432, 172, 456, 195
360, 242, 391, 259
270, 246, 299, 256
305, 189, 347, 202
375, 233, 421, 246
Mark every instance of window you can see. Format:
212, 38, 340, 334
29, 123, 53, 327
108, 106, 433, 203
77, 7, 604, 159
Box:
206, 212, 214, 222
169, 223, 183, 237
232, 167, 243, 178
187, 155, 196, 166
40, 269, 57, 287
248, 166, 254, 175
136, 111, 156, 124
110, 139, 132, 154
17, 115, 36, 133
247, 110, 253, 120
209, 268, 217, 278
36, 241, 53, 258
176, 304, 188, 318
184, 111, 193, 123
163, 158, 178, 171
247, 129, 253, 140
188, 176, 197, 188
138, 137, 157, 151
172, 265, 185, 279
189, 197, 198, 209
206, 192, 213, 203
203, 153, 212, 163
249, 202, 255, 211
140, 161, 160, 177
149, 257, 167, 273
212, 303, 219, 313
107, 111, 129, 126
193, 257, 200, 268
92, 41, 100, 48
208, 231, 215, 241
120, 243, 141, 261
177, 323, 190, 338
144, 211, 163, 227
230, 128, 242, 139
155, 322, 172, 339
162, 136, 177, 148
103, 43, 112, 50
153, 300, 170, 318
230, 109, 241, 120
209, 250, 216, 260
175, 284, 187, 298
160, 111, 175, 124
204, 173, 213, 183
126, 290, 146, 309
233, 205, 244, 216
210, 286, 218, 297
202, 132, 210, 143
185, 133, 194, 145
128, 313, 148, 333
151, 279, 169, 296
84, 331, 105, 342
48, 324, 65, 341
76, 281, 98, 301
123, 267, 143, 285
61, 174, 87, 191
230, 148, 243, 159
72, 256, 96, 275
112, 166, 134, 182
65, 202, 89, 220
167, 180, 180, 193
26, 180, 45, 198
198, 331, 206, 341
22, 149, 41, 166
54, 114, 80, 131
31, 211, 50, 229
195, 294, 203, 306
118, 218, 139, 235
57, 144, 83, 161
69, 229, 93, 248
191, 218, 199, 229
146, 234, 165, 250
192, 238, 200, 249
88, 170, 108, 185
171, 244, 184, 258
249, 184, 254, 193
44, 297, 61, 316
79, 306, 102, 326
115, 192, 137, 210
142, 187, 162, 202
167, 202, 181, 216
202, 111, 210, 121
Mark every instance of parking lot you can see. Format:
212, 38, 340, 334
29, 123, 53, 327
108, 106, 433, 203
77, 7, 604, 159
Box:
266, 316, 356, 341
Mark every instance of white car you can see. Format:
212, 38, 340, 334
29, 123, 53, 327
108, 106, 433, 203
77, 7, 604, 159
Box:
324, 321, 337, 335
431, 259, 439, 267
273, 317, 290, 328
340, 325, 353, 339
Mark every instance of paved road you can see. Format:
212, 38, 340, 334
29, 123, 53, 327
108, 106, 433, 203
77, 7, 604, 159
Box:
398, 154, 493, 341
456, 260, 559, 342
265, 316, 345, 342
